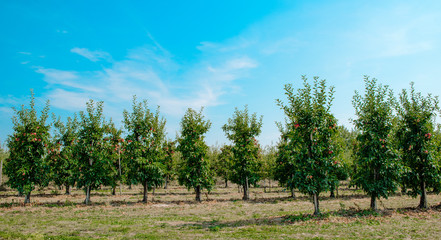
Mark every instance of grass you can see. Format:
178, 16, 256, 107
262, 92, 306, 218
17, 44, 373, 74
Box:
0, 181, 441, 239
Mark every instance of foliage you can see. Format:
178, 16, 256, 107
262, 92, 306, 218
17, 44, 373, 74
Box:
273, 126, 296, 193
177, 108, 214, 201
395, 82, 441, 208
276, 76, 339, 215
123, 96, 167, 202
213, 145, 234, 187
105, 121, 124, 194
0, 140, 8, 185
75, 100, 113, 204
352, 76, 401, 210
47, 114, 79, 194
4, 91, 51, 202
222, 105, 263, 200
335, 126, 356, 181
259, 145, 277, 188
162, 139, 177, 188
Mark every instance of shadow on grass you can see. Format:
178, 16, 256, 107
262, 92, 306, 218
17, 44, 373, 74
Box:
177, 206, 441, 231
0, 200, 111, 208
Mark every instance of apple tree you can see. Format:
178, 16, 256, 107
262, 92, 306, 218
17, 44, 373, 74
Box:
4, 91, 51, 203
396, 83, 441, 208
105, 121, 124, 195
123, 96, 166, 203
276, 76, 339, 215
75, 100, 113, 204
48, 114, 79, 195
162, 139, 176, 189
214, 145, 234, 188
352, 76, 401, 211
273, 126, 297, 198
222, 105, 263, 200
177, 108, 214, 202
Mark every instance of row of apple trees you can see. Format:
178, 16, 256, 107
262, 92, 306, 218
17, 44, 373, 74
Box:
274, 76, 441, 215
3, 92, 269, 204
4, 75, 441, 215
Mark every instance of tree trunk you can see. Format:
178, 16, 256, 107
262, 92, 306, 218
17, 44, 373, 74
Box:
164, 176, 168, 189
84, 186, 91, 204
291, 187, 296, 199
313, 193, 320, 215
142, 181, 148, 203
112, 186, 116, 195
195, 185, 201, 202
370, 194, 377, 211
330, 189, 335, 198
0, 156, 3, 186
224, 178, 228, 188
419, 180, 428, 209
128, 184, 132, 190
243, 177, 249, 200
118, 146, 122, 195
336, 183, 339, 198
65, 185, 71, 195
24, 192, 31, 204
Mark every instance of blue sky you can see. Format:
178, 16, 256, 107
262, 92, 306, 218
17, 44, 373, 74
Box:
1, 0, 441, 147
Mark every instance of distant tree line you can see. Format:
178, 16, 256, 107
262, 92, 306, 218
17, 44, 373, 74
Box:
2, 76, 441, 216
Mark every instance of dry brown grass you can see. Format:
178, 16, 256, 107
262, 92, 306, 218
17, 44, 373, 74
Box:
1, 181, 441, 239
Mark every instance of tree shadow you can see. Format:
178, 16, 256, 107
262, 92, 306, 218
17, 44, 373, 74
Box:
177, 206, 441, 231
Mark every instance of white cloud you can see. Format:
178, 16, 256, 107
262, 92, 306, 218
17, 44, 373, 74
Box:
36, 47, 257, 119
35, 68, 102, 93
18, 52, 31, 55
0, 106, 13, 114
71, 47, 112, 62
45, 89, 90, 110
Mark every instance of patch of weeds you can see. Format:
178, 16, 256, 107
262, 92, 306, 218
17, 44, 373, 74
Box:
0, 202, 15, 208
0, 231, 27, 239
252, 213, 261, 219
184, 224, 203, 230
66, 231, 81, 237
365, 218, 380, 225
111, 226, 130, 233
50, 189, 60, 195
283, 213, 328, 223
334, 207, 382, 218
45, 235, 84, 240
209, 219, 219, 224
208, 225, 221, 232
133, 233, 161, 239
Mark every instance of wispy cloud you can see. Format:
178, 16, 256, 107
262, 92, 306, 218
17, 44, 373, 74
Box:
0, 106, 13, 114
71, 47, 113, 62
36, 46, 257, 118
46, 89, 90, 110
35, 68, 102, 93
